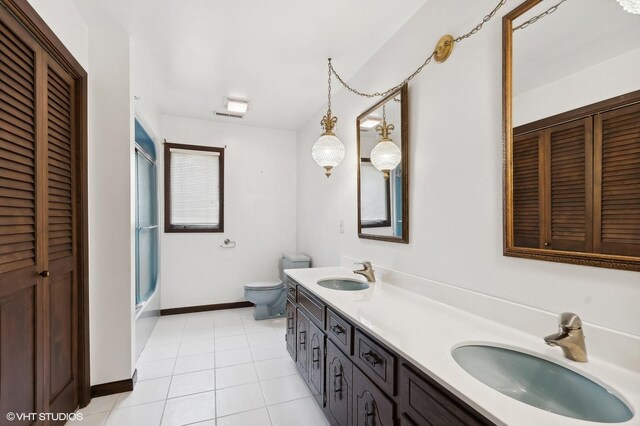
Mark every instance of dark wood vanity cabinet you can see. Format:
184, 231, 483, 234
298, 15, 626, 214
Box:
285, 299, 296, 360
285, 277, 493, 426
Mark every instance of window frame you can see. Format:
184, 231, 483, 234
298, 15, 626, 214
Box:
164, 142, 225, 233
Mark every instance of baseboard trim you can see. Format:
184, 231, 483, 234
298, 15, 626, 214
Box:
160, 301, 254, 316
90, 369, 137, 398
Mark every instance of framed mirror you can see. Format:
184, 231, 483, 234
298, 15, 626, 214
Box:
357, 84, 408, 243
503, 1, 640, 271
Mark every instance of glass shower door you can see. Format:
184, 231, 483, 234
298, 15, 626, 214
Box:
135, 149, 158, 307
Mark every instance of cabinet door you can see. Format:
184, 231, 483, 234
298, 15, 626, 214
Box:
296, 309, 309, 379
353, 367, 395, 426
513, 131, 544, 248
308, 320, 325, 407
285, 300, 296, 361
326, 340, 353, 426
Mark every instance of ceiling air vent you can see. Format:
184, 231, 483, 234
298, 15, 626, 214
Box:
215, 111, 243, 119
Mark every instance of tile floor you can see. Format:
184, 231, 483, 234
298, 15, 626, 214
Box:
71, 308, 329, 426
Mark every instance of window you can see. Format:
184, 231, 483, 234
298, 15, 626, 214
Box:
164, 143, 224, 232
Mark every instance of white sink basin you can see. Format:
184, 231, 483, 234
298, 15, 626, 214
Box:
317, 278, 369, 291
452, 344, 633, 423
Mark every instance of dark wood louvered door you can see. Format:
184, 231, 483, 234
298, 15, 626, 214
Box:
0, 4, 82, 420
544, 118, 593, 252
0, 13, 43, 420
45, 58, 78, 417
594, 103, 640, 257
512, 131, 543, 248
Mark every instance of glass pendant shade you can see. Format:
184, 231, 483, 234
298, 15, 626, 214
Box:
616, 0, 640, 13
371, 140, 401, 179
312, 133, 345, 177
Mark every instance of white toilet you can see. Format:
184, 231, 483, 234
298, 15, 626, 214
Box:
244, 253, 310, 320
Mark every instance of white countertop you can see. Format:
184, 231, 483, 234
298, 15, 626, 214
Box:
285, 266, 640, 426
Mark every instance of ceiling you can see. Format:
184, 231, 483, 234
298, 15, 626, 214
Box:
513, 0, 640, 95
72, 0, 427, 130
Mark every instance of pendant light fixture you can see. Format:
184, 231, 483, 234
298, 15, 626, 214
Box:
312, 59, 345, 177
616, 0, 640, 14
370, 105, 401, 179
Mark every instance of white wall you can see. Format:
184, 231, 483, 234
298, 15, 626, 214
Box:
296, 0, 640, 337
514, 47, 640, 126
160, 116, 297, 309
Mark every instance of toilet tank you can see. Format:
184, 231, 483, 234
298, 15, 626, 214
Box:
281, 252, 311, 279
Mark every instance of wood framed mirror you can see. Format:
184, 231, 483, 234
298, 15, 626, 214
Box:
357, 84, 409, 243
503, 1, 640, 271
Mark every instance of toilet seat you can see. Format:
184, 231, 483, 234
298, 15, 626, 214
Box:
244, 280, 284, 291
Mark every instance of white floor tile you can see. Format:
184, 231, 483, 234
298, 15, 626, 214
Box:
67, 411, 109, 426
254, 357, 297, 381
77, 394, 119, 415
146, 332, 182, 348
215, 347, 253, 368
168, 369, 215, 398
260, 374, 310, 405
113, 377, 171, 409
247, 331, 280, 347
213, 326, 246, 338
216, 407, 272, 426
137, 358, 176, 381
214, 317, 242, 328
215, 363, 258, 389
184, 316, 215, 331
173, 352, 215, 375
214, 335, 248, 351
215, 382, 266, 417
161, 391, 215, 426
181, 328, 215, 342
139, 344, 180, 363
250, 342, 288, 362
106, 401, 165, 426
268, 397, 328, 426
178, 338, 216, 356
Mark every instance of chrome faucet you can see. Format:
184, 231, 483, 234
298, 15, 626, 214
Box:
353, 261, 375, 283
544, 312, 588, 362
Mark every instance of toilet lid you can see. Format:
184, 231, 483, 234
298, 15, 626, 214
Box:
244, 280, 284, 291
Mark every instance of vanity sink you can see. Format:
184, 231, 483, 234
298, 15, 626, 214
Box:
317, 278, 369, 291
452, 345, 633, 423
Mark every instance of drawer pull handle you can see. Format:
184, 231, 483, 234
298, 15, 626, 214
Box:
287, 316, 294, 331
330, 324, 345, 335
333, 365, 343, 401
364, 400, 376, 426
361, 351, 382, 367
312, 346, 320, 369
299, 331, 306, 350
288, 287, 295, 294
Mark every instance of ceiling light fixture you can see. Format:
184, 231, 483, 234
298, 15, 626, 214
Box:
225, 98, 249, 114
359, 116, 382, 129
370, 105, 401, 179
311, 59, 345, 178
616, 0, 640, 13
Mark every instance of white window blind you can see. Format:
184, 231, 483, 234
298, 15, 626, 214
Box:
170, 148, 220, 226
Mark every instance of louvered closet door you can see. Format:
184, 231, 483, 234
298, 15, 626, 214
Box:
0, 14, 43, 419
594, 103, 640, 257
513, 131, 543, 248
544, 118, 593, 252
45, 58, 78, 416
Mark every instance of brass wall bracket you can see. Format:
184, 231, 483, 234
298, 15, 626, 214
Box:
434, 35, 455, 63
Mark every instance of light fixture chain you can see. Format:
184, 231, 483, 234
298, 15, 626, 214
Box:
513, 0, 567, 31
328, 0, 510, 98
327, 59, 333, 112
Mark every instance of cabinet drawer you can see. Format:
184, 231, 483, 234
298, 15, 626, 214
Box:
353, 330, 396, 396
297, 286, 325, 328
326, 308, 353, 355
399, 364, 493, 426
